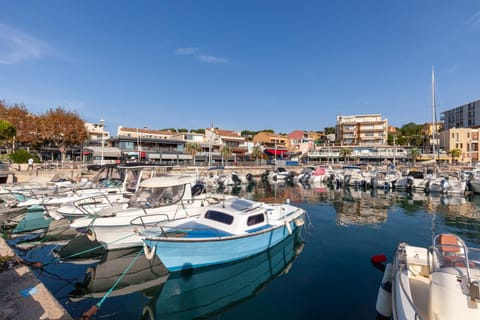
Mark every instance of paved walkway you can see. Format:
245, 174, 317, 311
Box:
0, 237, 72, 320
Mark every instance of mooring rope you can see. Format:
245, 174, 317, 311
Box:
38, 232, 139, 268
80, 248, 144, 320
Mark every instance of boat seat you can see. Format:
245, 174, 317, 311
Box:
437, 234, 466, 267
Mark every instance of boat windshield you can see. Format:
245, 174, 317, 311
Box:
129, 184, 186, 208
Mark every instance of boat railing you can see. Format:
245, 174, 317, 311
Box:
432, 234, 480, 301
130, 213, 173, 230
71, 194, 117, 216
397, 263, 427, 320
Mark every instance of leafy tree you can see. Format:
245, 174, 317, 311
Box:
185, 142, 202, 166
339, 147, 351, 163
220, 146, 232, 166
409, 148, 420, 166
191, 128, 205, 134
0, 120, 16, 152
0, 102, 40, 147
324, 127, 336, 135
8, 149, 38, 164
241, 130, 257, 140
177, 128, 188, 133
251, 145, 264, 165
37, 107, 87, 161
399, 122, 423, 136
449, 149, 462, 164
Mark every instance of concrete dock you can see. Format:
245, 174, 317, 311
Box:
0, 237, 72, 320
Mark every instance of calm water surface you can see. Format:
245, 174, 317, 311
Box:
13, 182, 480, 320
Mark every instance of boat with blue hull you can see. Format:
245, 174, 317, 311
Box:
142, 228, 304, 320
140, 197, 305, 271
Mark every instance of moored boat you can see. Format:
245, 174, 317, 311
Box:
140, 197, 306, 271
375, 233, 480, 320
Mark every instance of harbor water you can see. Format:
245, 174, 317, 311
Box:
10, 181, 480, 319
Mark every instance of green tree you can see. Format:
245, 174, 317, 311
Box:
339, 147, 351, 163
409, 148, 420, 166
324, 127, 336, 135
220, 146, 232, 166
449, 149, 462, 164
0, 119, 16, 152
251, 145, 264, 165
185, 142, 202, 166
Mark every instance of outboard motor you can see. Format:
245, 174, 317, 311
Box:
232, 173, 242, 185
191, 182, 206, 196
370, 177, 378, 189
406, 176, 414, 190
261, 170, 270, 182
246, 173, 254, 183
344, 174, 351, 186
441, 177, 449, 194
285, 172, 295, 185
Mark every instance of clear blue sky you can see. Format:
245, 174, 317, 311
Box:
1, 1, 479, 135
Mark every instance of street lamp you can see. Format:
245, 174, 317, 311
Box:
100, 119, 104, 165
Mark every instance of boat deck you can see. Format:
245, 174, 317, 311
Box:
409, 275, 430, 320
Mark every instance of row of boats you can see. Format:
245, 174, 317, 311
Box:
1, 164, 305, 272
205, 164, 480, 196
294, 165, 478, 196
2, 163, 480, 319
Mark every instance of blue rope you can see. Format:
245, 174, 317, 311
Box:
96, 248, 144, 308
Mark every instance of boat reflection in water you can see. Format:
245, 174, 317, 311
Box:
142, 229, 305, 320
69, 246, 169, 300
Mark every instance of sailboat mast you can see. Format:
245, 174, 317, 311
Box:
432, 66, 436, 160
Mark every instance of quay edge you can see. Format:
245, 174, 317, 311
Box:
0, 237, 73, 320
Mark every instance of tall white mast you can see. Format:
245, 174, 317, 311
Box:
432, 66, 436, 161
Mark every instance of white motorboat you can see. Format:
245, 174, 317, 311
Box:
70, 174, 217, 250
375, 233, 480, 320
396, 170, 428, 191
425, 171, 467, 195
51, 164, 176, 220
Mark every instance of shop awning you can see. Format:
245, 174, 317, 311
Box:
264, 148, 288, 156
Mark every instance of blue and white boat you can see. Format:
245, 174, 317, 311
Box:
142, 228, 304, 320
140, 197, 306, 271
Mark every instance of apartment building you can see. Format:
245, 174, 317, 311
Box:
335, 114, 388, 145
438, 127, 479, 164
441, 98, 480, 130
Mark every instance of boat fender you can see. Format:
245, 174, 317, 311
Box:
87, 228, 96, 242
143, 243, 156, 260
376, 262, 393, 319
285, 220, 292, 235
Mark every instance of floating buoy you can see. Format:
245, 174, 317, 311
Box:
376, 262, 393, 319
371, 254, 387, 264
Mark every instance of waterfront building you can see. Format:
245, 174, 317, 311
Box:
253, 132, 288, 158
335, 114, 388, 145
287, 130, 315, 156
438, 127, 479, 164
440, 98, 480, 130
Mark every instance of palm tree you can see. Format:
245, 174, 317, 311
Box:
185, 142, 202, 166
339, 147, 351, 163
251, 145, 264, 165
220, 146, 232, 166
409, 148, 420, 166
449, 148, 462, 164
